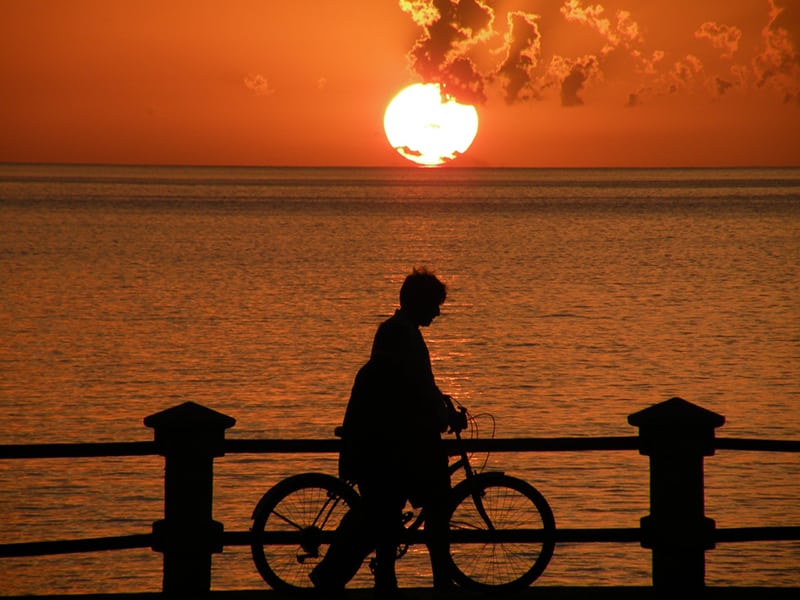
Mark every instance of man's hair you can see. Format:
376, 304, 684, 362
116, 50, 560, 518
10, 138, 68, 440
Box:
399, 267, 447, 310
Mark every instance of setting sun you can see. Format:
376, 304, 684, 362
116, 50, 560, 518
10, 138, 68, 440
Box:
383, 83, 479, 166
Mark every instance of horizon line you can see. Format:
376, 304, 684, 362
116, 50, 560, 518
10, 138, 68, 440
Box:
2, 161, 799, 171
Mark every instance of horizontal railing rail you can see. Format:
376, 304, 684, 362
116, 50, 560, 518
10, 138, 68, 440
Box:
714, 438, 800, 452
4, 434, 798, 461
1, 398, 798, 595
5, 523, 800, 558
0, 441, 157, 459
0, 534, 153, 558
223, 435, 643, 454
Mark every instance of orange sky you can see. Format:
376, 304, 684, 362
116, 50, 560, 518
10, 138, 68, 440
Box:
1, 0, 799, 168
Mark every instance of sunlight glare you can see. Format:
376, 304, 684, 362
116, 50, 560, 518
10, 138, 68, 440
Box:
383, 83, 479, 166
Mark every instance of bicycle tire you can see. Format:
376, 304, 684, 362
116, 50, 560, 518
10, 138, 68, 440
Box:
250, 472, 360, 592
446, 472, 555, 591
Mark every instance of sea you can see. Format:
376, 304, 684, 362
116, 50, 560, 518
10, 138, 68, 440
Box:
1, 164, 798, 594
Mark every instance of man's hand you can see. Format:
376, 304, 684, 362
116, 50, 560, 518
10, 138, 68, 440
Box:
448, 406, 468, 433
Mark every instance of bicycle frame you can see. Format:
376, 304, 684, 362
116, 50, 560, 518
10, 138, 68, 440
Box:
451, 429, 496, 532
442, 398, 497, 533
395, 421, 498, 550
391, 423, 496, 561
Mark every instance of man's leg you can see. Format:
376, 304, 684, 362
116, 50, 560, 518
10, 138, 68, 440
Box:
359, 479, 406, 591
309, 503, 372, 590
420, 477, 453, 590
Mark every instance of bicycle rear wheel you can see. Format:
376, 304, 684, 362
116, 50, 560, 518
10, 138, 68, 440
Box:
447, 472, 555, 591
250, 472, 359, 592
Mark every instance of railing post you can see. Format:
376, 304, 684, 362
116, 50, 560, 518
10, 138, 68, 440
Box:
628, 397, 724, 590
144, 402, 235, 595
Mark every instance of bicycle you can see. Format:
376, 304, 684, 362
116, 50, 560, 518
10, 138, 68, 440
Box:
250, 405, 556, 593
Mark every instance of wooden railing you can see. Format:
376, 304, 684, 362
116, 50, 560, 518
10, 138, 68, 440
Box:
1, 397, 798, 595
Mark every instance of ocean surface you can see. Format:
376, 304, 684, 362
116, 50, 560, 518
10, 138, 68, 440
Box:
1, 164, 798, 593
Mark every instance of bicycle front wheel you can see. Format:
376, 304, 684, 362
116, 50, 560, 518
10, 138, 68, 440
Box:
447, 472, 555, 591
250, 472, 359, 592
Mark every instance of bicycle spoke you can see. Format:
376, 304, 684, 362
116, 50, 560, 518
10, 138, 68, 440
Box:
269, 509, 304, 531
251, 473, 360, 592
448, 474, 555, 591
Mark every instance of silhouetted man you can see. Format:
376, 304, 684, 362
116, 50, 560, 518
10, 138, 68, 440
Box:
311, 267, 463, 597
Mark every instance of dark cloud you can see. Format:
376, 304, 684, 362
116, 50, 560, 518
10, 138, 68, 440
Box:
753, 0, 800, 102
244, 74, 274, 96
715, 77, 734, 96
401, 0, 494, 103
497, 11, 542, 103
695, 22, 742, 59
561, 0, 642, 54
560, 57, 599, 106
398, 0, 799, 108
663, 54, 704, 95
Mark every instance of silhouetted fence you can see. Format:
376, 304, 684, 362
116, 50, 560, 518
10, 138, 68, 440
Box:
1, 398, 798, 596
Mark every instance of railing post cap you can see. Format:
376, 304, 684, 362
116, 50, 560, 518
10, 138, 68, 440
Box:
144, 401, 236, 432
628, 397, 725, 430
628, 397, 724, 456
144, 402, 235, 457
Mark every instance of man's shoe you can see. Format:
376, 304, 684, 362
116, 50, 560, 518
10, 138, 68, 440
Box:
372, 587, 409, 600
432, 580, 458, 599
309, 570, 347, 599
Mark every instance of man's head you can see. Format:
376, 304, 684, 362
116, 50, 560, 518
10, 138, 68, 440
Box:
399, 267, 447, 327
